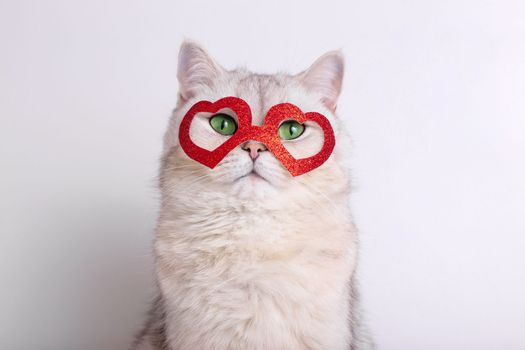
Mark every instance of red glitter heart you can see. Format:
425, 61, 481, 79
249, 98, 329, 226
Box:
178, 97, 335, 177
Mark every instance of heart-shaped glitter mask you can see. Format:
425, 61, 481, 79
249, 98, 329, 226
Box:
178, 97, 335, 176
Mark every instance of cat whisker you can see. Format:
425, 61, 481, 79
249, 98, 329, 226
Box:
296, 181, 349, 222
179, 172, 213, 188
168, 164, 203, 171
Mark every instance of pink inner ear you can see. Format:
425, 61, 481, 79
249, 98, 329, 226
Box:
178, 97, 336, 176
299, 51, 344, 112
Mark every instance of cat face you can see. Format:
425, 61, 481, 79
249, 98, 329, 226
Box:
161, 42, 350, 203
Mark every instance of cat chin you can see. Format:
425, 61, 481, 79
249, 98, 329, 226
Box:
231, 172, 278, 199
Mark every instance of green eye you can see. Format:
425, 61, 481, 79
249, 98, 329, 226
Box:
278, 120, 305, 140
209, 113, 237, 135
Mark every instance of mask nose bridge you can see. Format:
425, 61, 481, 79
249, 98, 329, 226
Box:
234, 100, 280, 154
238, 123, 270, 147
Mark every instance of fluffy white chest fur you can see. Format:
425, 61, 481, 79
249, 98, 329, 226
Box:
156, 193, 356, 350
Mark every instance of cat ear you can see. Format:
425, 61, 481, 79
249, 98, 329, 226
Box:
177, 41, 225, 100
298, 51, 345, 111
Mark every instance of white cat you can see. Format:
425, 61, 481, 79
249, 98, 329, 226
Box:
133, 41, 374, 350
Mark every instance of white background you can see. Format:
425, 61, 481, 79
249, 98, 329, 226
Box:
1, 1, 524, 349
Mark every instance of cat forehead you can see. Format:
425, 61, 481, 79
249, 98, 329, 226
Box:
232, 73, 290, 104
207, 71, 329, 117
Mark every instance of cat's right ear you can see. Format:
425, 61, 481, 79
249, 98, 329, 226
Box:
177, 41, 224, 101
297, 50, 345, 112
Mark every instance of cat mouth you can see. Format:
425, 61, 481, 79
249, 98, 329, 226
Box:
237, 169, 268, 182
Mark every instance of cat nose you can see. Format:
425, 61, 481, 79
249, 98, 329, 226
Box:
242, 141, 267, 160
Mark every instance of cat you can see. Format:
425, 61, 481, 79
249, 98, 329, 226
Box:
132, 41, 375, 350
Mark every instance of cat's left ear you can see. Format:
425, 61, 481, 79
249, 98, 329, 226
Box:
177, 40, 225, 101
297, 51, 345, 111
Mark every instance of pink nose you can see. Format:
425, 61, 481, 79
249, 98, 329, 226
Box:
242, 141, 267, 160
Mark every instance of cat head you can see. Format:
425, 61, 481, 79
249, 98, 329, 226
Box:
161, 41, 351, 205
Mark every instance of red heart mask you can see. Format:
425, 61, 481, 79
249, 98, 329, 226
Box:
178, 97, 336, 177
